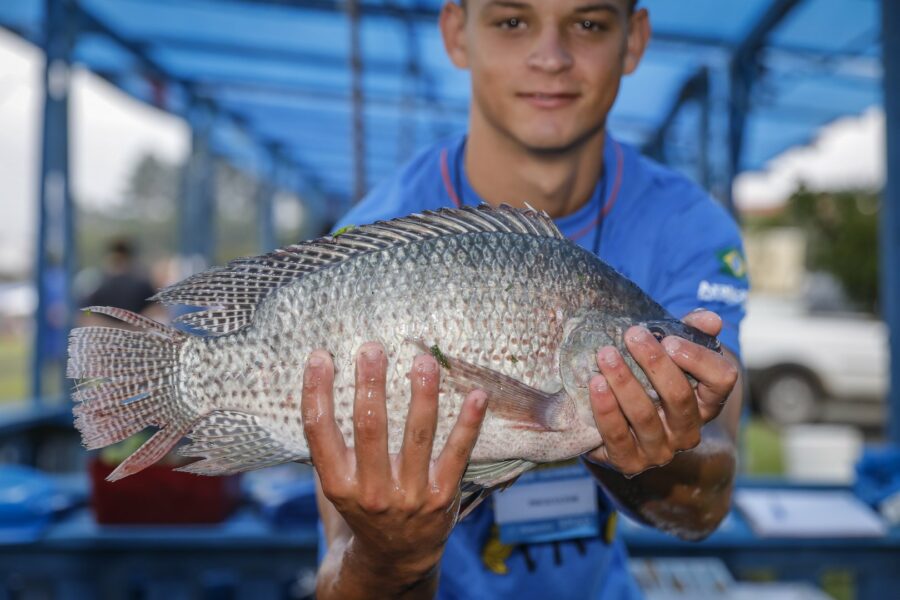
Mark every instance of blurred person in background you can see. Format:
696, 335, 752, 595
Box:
80, 238, 164, 328
308, 1, 747, 598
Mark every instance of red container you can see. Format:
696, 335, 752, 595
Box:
89, 457, 242, 524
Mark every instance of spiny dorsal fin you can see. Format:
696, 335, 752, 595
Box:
153, 204, 563, 336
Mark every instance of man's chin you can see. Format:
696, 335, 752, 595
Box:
513, 128, 604, 156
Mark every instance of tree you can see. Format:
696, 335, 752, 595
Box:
747, 185, 880, 314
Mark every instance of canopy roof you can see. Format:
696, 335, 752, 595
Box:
0, 0, 882, 207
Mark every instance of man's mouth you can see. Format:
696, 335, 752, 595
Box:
518, 92, 579, 109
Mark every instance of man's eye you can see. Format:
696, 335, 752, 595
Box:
578, 19, 604, 32
498, 17, 525, 29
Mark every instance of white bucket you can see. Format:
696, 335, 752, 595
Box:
782, 424, 863, 483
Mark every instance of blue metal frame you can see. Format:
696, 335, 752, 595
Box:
180, 103, 217, 269
881, 0, 900, 444
725, 0, 802, 213
31, 0, 76, 402
346, 0, 367, 203
642, 67, 710, 166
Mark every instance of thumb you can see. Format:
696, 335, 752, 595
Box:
682, 309, 722, 336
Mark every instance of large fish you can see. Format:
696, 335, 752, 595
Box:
67, 204, 719, 511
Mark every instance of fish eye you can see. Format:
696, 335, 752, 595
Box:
648, 326, 666, 342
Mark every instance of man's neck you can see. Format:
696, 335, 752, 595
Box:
464, 112, 606, 219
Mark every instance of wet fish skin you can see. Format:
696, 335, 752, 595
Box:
67, 205, 719, 502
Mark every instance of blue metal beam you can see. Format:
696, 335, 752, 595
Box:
881, 0, 900, 444
346, 0, 366, 202
725, 0, 802, 213
76, 3, 331, 209
89, 32, 407, 77
180, 104, 217, 271
643, 67, 709, 161
31, 0, 76, 402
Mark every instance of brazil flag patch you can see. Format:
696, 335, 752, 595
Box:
717, 247, 747, 280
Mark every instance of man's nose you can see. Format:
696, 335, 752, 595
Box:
526, 29, 574, 73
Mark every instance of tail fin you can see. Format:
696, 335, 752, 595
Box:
67, 306, 196, 481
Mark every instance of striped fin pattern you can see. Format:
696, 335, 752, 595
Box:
176, 410, 301, 475
458, 458, 537, 521
67, 307, 195, 481
152, 204, 563, 336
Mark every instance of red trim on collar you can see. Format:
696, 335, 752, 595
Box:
568, 139, 624, 242
440, 148, 462, 208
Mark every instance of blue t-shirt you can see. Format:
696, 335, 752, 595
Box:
322, 132, 748, 599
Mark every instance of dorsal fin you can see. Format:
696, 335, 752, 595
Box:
153, 204, 563, 336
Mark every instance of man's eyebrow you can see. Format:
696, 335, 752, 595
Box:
573, 3, 621, 16
482, 1, 532, 10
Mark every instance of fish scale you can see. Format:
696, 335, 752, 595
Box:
67, 204, 721, 515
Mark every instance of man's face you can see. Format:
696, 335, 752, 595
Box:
443, 0, 647, 153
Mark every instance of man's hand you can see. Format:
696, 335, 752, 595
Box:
583, 310, 739, 477
303, 342, 488, 599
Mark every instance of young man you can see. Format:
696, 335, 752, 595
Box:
302, 1, 747, 597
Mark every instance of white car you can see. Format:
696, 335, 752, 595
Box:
739, 295, 888, 425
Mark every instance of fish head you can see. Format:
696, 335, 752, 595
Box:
638, 318, 722, 355
559, 311, 722, 429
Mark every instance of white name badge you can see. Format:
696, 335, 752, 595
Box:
494, 463, 600, 545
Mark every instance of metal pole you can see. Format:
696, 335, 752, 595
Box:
724, 0, 802, 214
882, 0, 900, 444
179, 104, 216, 276
698, 74, 711, 192
31, 0, 75, 403
345, 0, 367, 202
725, 57, 752, 215
397, 1, 420, 163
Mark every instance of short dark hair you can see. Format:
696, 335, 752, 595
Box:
108, 238, 135, 259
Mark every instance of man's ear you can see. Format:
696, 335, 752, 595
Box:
440, 1, 469, 69
623, 8, 650, 75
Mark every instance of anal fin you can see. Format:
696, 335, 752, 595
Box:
458, 459, 537, 521
176, 410, 301, 476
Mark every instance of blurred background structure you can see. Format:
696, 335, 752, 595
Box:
0, 0, 898, 598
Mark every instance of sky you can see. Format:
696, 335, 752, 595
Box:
0, 28, 887, 277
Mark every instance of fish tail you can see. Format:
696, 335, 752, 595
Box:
67, 307, 196, 481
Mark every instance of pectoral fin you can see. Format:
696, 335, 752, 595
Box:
409, 340, 570, 431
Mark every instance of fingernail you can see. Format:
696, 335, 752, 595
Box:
662, 337, 681, 355
691, 307, 707, 313
472, 391, 487, 411
362, 344, 381, 361
415, 355, 437, 374
308, 353, 324, 368
592, 376, 608, 393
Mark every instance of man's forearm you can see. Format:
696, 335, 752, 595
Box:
316, 536, 440, 600
584, 421, 736, 541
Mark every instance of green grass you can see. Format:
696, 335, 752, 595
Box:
742, 418, 785, 476
0, 332, 70, 404
0, 334, 29, 403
